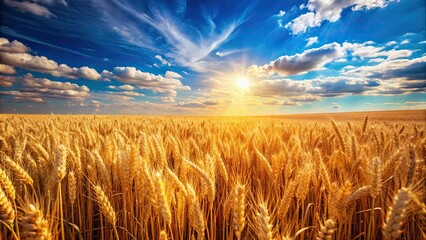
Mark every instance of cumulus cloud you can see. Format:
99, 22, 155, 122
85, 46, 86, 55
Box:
386, 41, 398, 46
0, 38, 103, 80
244, 40, 425, 101
250, 79, 311, 97
0, 38, 29, 53
104, 67, 190, 96
249, 42, 345, 76
309, 78, 381, 97
306, 36, 318, 47
108, 84, 135, 91
4, 0, 55, 18
0, 64, 16, 74
1, 73, 90, 103
343, 41, 412, 60
290, 95, 320, 102
165, 71, 182, 79
285, 0, 395, 34
344, 56, 426, 80
0, 75, 16, 87
94, 90, 144, 102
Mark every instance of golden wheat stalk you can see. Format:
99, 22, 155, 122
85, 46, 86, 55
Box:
19, 204, 52, 240
233, 183, 245, 240
0, 187, 14, 226
68, 171, 77, 206
93, 184, 117, 226
382, 187, 410, 240
0, 168, 15, 201
317, 219, 337, 240
55, 145, 67, 181
186, 183, 205, 238
255, 202, 273, 240
0, 153, 33, 186
154, 171, 172, 225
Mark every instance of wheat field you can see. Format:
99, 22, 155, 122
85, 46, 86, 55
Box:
0, 112, 425, 240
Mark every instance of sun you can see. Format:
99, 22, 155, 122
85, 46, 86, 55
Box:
236, 78, 250, 90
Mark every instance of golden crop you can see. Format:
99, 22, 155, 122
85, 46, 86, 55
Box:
0, 113, 424, 240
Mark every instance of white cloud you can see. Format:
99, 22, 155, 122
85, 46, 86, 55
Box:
93, 0, 248, 72
290, 95, 321, 102
4, 0, 55, 18
334, 58, 347, 63
401, 39, 410, 44
249, 42, 345, 76
343, 41, 412, 60
385, 41, 398, 46
250, 79, 312, 97
0, 38, 29, 53
285, 12, 319, 34
0, 64, 16, 74
0, 75, 16, 87
165, 71, 182, 79
215, 49, 245, 57
155, 55, 172, 66
0, 38, 103, 80
286, 0, 395, 34
108, 84, 135, 91
105, 67, 190, 96
306, 36, 319, 47
1, 73, 90, 102
368, 58, 386, 63
275, 10, 286, 17
344, 56, 426, 80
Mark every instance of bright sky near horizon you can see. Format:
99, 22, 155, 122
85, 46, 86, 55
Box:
0, 0, 425, 115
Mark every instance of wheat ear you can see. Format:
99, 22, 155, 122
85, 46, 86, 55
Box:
93, 184, 117, 226
382, 187, 410, 240
0, 168, 16, 201
19, 204, 52, 240
233, 183, 245, 240
154, 172, 172, 225
256, 202, 273, 240
0, 187, 14, 226
317, 219, 337, 240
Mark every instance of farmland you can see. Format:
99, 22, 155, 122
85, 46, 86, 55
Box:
0, 110, 425, 239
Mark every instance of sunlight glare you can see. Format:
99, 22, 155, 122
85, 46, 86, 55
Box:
237, 78, 250, 90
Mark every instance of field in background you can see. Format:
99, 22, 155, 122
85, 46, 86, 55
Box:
0, 111, 425, 240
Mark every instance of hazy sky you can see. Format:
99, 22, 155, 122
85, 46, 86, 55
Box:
0, 0, 425, 115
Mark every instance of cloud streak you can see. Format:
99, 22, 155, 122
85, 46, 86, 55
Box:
93, 0, 249, 72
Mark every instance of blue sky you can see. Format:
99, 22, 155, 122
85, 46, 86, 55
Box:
0, 0, 425, 115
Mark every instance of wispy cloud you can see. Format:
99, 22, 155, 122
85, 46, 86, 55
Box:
4, 0, 55, 18
215, 49, 246, 57
93, 0, 250, 72
0, 27, 97, 59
